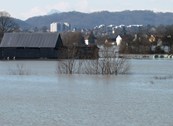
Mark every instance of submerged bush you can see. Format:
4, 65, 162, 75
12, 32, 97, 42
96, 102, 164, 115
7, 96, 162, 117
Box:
57, 46, 130, 75
8, 64, 30, 75
83, 58, 130, 75
57, 58, 130, 75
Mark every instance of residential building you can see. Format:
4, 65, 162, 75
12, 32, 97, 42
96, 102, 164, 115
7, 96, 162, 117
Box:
50, 22, 59, 32
50, 22, 71, 32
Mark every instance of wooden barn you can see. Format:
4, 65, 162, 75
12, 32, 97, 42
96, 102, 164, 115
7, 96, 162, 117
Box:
0, 32, 64, 59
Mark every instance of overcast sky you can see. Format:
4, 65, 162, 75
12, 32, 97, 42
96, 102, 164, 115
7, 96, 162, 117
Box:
1, 0, 173, 20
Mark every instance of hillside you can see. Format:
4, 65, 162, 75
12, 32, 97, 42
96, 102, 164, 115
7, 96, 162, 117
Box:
14, 18, 31, 29
25, 10, 173, 29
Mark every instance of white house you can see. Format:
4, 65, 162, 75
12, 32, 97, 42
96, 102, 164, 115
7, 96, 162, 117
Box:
116, 35, 122, 46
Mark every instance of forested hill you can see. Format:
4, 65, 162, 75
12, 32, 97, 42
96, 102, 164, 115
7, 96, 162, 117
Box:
23, 10, 173, 29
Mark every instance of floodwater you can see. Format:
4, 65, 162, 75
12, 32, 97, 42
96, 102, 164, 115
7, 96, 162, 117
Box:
0, 59, 173, 126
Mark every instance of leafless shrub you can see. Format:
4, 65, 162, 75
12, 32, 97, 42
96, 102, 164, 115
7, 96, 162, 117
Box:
57, 59, 84, 74
77, 59, 84, 74
57, 46, 84, 74
8, 64, 30, 75
57, 60, 76, 74
82, 57, 129, 75
85, 46, 130, 75
57, 45, 130, 75
83, 60, 99, 74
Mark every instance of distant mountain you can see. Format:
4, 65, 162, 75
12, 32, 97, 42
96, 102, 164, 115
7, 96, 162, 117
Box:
47, 9, 61, 15
25, 10, 173, 29
14, 18, 31, 29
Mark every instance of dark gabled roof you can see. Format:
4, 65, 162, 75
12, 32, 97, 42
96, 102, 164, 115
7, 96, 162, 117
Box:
0, 32, 62, 48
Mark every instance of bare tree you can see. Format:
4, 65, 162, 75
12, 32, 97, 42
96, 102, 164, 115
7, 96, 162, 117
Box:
0, 16, 19, 42
0, 16, 19, 33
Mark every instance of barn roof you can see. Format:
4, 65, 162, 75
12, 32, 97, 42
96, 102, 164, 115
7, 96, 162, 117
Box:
0, 32, 62, 48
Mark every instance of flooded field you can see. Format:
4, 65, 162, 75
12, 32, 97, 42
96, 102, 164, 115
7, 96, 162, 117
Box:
0, 59, 173, 126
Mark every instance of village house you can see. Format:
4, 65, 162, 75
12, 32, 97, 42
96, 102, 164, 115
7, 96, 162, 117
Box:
149, 35, 171, 53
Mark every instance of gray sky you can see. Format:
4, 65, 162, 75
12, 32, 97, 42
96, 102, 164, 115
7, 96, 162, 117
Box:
1, 0, 173, 20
